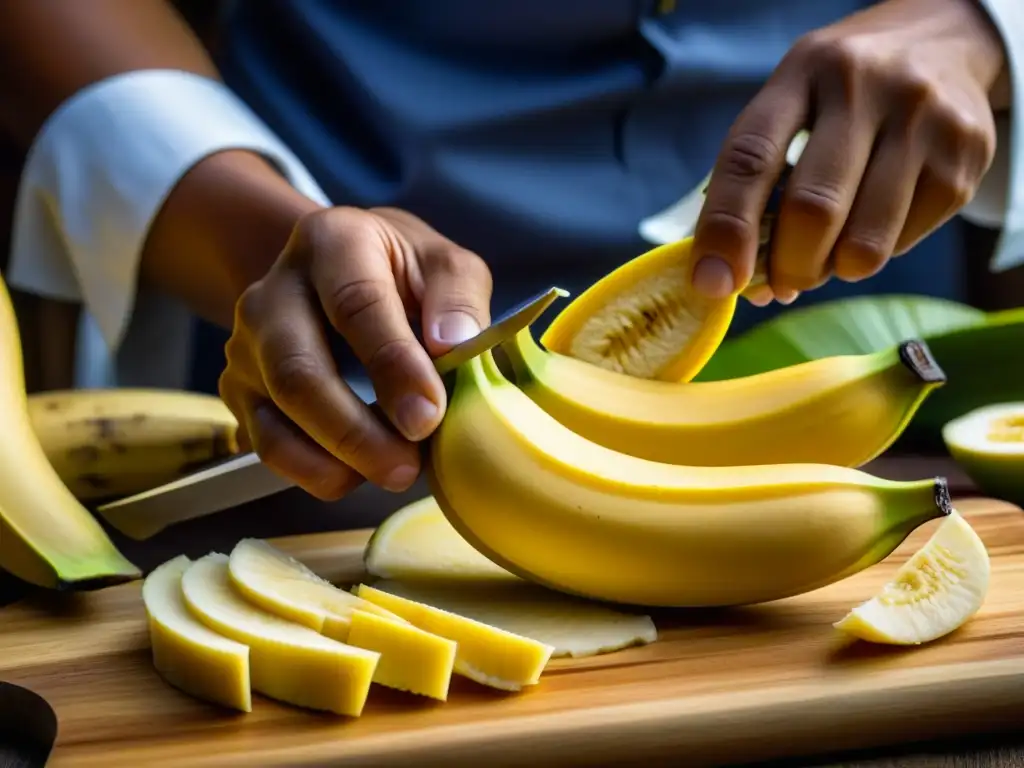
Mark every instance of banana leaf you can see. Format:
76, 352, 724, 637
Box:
694, 295, 1024, 451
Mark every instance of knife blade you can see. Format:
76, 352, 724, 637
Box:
96, 285, 569, 540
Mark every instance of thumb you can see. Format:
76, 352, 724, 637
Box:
420, 246, 493, 357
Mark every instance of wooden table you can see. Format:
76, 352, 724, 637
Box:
1, 455, 1022, 767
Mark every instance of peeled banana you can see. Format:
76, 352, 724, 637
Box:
538, 237, 737, 381
29, 388, 239, 502
426, 351, 953, 608
0, 272, 140, 588
499, 328, 945, 468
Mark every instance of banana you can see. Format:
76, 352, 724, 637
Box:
29, 388, 239, 502
0, 273, 140, 588
426, 351, 952, 608
538, 237, 738, 381
540, 131, 808, 382
499, 328, 946, 468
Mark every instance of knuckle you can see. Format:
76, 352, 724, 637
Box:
784, 184, 846, 227
325, 419, 370, 461
263, 350, 321, 403
325, 278, 391, 327
697, 207, 756, 248
833, 237, 890, 280
720, 131, 781, 181
235, 281, 267, 330
894, 63, 939, 109
365, 336, 420, 377
801, 33, 862, 74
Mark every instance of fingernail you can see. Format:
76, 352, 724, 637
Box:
434, 312, 481, 346
692, 256, 735, 299
395, 393, 439, 441
384, 463, 419, 492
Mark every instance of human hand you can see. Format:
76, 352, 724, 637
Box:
690, 0, 1008, 306
219, 207, 493, 500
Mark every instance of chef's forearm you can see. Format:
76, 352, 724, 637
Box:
141, 149, 321, 329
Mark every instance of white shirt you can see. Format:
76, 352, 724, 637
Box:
7, 0, 1024, 391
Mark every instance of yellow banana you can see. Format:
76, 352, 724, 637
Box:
29, 388, 239, 502
499, 328, 945, 468
0, 273, 139, 588
426, 351, 952, 608
538, 237, 737, 381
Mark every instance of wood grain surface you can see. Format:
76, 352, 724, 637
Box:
1, 496, 1022, 768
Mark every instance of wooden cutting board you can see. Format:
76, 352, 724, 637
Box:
1, 496, 1023, 768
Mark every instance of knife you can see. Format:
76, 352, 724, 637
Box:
96, 286, 570, 540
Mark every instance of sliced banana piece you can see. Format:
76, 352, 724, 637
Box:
142, 555, 251, 712
182, 553, 380, 716
372, 579, 657, 658
355, 583, 555, 692
364, 496, 517, 582
834, 510, 990, 645
229, 538, 457, 701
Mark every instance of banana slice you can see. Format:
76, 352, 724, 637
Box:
364, 496, 518, 582
833, 510, 990, 645
142, 555, 251, 712
372, 579, 657, 658
229, 539, 457, 701
355, 583, 555, 691
182, 553, 380, 716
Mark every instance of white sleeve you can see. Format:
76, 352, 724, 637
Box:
960, 0, 1024, 272
5, 69, 332, 353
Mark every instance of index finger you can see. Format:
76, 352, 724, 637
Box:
305, 214, 448, 444
692, 77, 809, 298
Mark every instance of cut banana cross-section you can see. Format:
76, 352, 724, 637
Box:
943, 403, 1024, 506
355, 584, 555, 691
229, 538, 403, 639
182, 553, 379, 716
142, 555, 251, 712
373, 580, 657, 658
229, 538, 457, 700
834, 510, 990, 645
540, 238, 735, 381
364, 496, 518, 582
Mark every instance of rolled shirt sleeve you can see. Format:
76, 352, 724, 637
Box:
5, 69, 331, 355
960, 0, 1024, 272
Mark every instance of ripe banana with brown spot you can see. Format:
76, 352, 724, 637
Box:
29, 389, 239, 502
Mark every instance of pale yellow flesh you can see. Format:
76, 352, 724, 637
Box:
834, 510, 990, 645
142, 556, 251, 712
942, 403, 1024, 457
347, 610, 457, 700
182, 553, 379, 716
355, 584, 555, 691
366, 497, 658, 657
540, 238, 735, 382
372, 579, 657, 658
229, 538, 456, 700
365, 496, 518, 582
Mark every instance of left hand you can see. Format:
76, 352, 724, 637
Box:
690, 0, 1008, 305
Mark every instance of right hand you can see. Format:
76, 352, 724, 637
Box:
219, 206, 493, 501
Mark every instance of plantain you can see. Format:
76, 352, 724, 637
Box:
29, 388, 239, 502
0, 272, 140, 588
498, 327, 945, 468
426, 350, 952, 608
